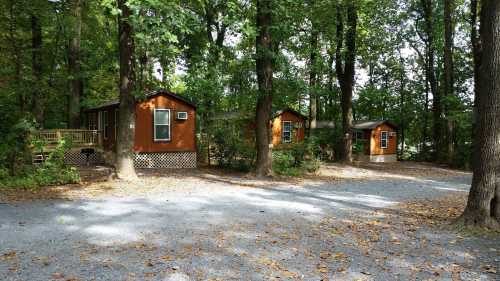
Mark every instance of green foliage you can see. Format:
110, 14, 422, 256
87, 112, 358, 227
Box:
273, 139, 321, 176
0, 139, 80, 189
211, 124, 255, 172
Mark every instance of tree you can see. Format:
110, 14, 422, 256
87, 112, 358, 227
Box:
115, 0, 138, 181
459, 0, 500, 230
420, 0, 442, 161
308, 0, 319, 132
443, 0, 455, 164
255, 0, 273, 177
31, 11, 43, 127
68, 0, 83, 128
335, 0, 357, 163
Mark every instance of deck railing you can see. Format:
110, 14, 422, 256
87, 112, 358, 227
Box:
32, 129, 102, 147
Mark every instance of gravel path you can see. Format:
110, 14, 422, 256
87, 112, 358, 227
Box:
0, 167, 498, 281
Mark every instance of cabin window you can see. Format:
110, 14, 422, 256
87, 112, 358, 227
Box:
102, 111, 109, 140
380, 131, 388, 149
282, 121, 292, 143
154, 109, 171, 141
88, 113, 97, 130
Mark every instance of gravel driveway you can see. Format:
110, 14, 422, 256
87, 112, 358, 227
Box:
0, 164, 498, 281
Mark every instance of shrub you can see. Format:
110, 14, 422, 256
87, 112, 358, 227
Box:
0, 139, 80, 189
211, 125, 255, 172
273, 139, 321, 176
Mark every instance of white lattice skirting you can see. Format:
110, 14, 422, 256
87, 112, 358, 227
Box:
134, 152, 197, 169
64, 150, 105, 166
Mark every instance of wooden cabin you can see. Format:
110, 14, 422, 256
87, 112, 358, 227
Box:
33, 90, 197, 168
353, 120, 397, 162
209, 108, 307, 148
84, 90, 197, 168
271, 108, 306, 147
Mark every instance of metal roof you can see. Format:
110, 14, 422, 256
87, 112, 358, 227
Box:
85, 89, 196, 111
353, 120, 397, 130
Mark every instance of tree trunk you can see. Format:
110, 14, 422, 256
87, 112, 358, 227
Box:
399, 54, 406, 157
459, 0, 500, 230
255, 0, 273, 177
444, 0, 455, 164
421, 0, 442, 162
470, 0, 480, 145
335, 0, 357, 163
31, 14, 44, 127
68, 0, 83, 128
308, 4, 319, 132
116, 0, 138, 181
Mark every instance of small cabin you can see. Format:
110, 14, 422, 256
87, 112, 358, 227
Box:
271, 108, 306, 147
83, 90, 197, 168
353, 120, 397, 162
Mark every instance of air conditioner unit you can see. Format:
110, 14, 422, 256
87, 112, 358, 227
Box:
389, 132, 397, 137
176, 112, 188, 120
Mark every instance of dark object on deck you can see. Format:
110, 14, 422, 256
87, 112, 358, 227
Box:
81, 148, 95, 166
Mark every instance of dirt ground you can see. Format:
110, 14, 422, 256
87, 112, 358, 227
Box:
0, 162, 498, 281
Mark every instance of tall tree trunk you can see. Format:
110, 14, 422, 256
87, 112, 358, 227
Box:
399, 54, 406, 157
116, 0, 138, 181
7, 0, 24, 112
308, 3, 319, 132
31, 14, 44, 127
470, 0, 480, 146
255, 0, 273, 177
459, 0, 500, 230
444, 0, 455, 164
421, 0, 442, 162
68, 0, 83, 128
335, 0, 357, 163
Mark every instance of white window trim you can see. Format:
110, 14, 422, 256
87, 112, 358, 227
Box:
282, 121, 292, 143
154, 108, 171, 142
380, 131, 388, 149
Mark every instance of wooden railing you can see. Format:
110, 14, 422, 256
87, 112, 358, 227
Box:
32, 129, 102, 147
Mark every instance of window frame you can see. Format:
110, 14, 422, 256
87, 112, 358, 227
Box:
380, 131, 388, 149
282, 121, 293, 144
153, 108, 171, 142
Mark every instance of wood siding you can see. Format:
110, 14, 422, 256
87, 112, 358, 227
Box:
369, 123, 397, 155
271, 111, 306, 147
134, 95, 196, 153
86, 93, 196, 153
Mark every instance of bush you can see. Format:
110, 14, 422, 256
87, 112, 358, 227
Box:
0, 139, 80, 189
211, 125, 255, 172
273, 139, 321, 176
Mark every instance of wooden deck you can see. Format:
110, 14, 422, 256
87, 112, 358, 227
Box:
32, 129, 102, 150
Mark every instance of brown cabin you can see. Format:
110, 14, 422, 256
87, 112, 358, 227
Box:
353, 120, 397, 162
271, 108, 307, 147
84, 90, 197, 168
210, 108, 307, 148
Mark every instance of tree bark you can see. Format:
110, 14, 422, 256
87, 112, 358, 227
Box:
421, 0, 442, 162
444, 0, 455, 164
308, 1, 319, 132
399, 54, 406, 157
116, 0, 138, 181
255, 0, 273, 177
335, 0, 357, 163
31, 13, 44, 127
459, 0, 500, 230
68, 0, 83, 128
470, 0, 480, 138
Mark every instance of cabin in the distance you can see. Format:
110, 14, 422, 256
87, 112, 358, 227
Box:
353, 120, 398, 162
84, 89, 197, 168
271, 108, 307, 147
